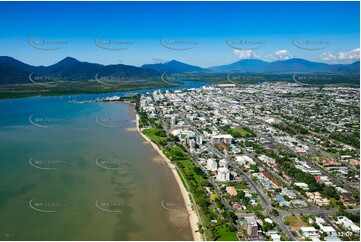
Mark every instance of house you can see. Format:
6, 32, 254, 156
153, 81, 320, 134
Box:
323, 160, 341, 167
294, 182, 309, 190
306, 192, 330, 206
267, 230, 281, 241
320, 226, 336, 237
335, 216, 360, 233
341, 193, 359, 206
300, 227, 320, 239
261, 171, 282, 188
281, 188, 297, 199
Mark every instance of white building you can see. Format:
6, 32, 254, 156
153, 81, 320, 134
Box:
219, 159, 229, 168
206, 159, 218, 171
211, 134, 233, 144
300, 227, 320, 239
294, 182, 309, 190
335, 216, 360, 233
217, 167, 230, 181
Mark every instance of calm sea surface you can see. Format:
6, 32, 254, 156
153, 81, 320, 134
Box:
0, 81, 208, 240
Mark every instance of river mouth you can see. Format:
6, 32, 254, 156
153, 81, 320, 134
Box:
0, 99, 192, 241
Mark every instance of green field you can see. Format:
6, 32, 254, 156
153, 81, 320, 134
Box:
143, 128, 168, 144
217, 226, 238, 241
229, 127, 254, 138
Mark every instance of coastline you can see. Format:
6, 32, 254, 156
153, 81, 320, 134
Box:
135, 114, 203, 241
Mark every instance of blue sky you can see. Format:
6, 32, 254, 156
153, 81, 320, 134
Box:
0, 1, 359, 67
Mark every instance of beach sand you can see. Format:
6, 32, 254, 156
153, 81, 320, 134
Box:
135, 114, 203, 241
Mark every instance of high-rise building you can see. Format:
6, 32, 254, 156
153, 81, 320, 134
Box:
244, 216, 260, 238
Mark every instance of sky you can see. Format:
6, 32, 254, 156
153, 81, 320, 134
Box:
0, 1, 359, 68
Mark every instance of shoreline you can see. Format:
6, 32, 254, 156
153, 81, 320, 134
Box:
135, 114, 203, 241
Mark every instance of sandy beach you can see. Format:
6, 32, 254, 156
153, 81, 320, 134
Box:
135, 114, 203, 241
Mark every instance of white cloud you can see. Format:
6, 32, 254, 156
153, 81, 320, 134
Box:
233, 49, 259, 59
320, 48, 360, 64
266, 50, 293, 61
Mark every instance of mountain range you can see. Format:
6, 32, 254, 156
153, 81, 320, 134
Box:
209, 58, 360, 74
0, 56, 359, 85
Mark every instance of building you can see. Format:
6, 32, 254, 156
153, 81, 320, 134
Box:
196, 135, 203, 145
261, 171, 282, 188
300, 227, 320, 239
219, 159, 228, 168
306, 192, 330, 206
211, 134, 233, 145
294, 182, 309, 190
244, 216, 261, 238
171, 116, 177, 126
217, 167, 230, 181
335, 216, 360, 233
206, 159, 218, 171
281, 188, 297, 199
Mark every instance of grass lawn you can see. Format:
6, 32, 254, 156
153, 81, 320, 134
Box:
143, 128, 167, 144
217, 226, 238, 241
230, 127, 252, 138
